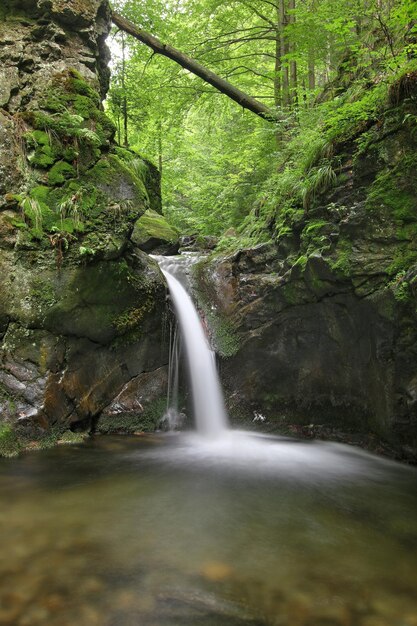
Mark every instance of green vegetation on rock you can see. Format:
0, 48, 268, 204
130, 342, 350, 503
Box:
132, 209, 179, 247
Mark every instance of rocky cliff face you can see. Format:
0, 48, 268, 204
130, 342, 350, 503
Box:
0, 0, 168, 444
197, 77, 417, 459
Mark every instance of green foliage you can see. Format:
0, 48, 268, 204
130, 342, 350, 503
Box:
301, 164, 337, 210
107, 0, 416, 243
0, 424, 22, 458
389, 271, 412, 302
366, 154, 417, 222
300, 220, 333, 255
386, 248, 417, 276
96, 398, 166, 434
330, 239, 353, 278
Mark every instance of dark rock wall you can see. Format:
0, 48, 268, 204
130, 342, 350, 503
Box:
0, 0, 168, 439
198, 84, 417, 455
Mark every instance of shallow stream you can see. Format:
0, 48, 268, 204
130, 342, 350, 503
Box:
1, 432, 417, 626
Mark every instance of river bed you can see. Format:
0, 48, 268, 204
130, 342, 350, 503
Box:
1, 432, 417, 626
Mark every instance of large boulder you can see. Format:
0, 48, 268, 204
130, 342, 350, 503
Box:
132, 209, 180, 254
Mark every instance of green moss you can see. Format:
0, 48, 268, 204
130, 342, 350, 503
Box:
97, 398, 166, 434
31, 277, 57, 307
58, 431, 89, 445
89, 155, 149, 208
45, 260, 153, 339
209, 316, 241, 357
48, 161, 76, 185
64, 70, 101, 104
292, 255, 308, 271
192, 261, 241, 358
113, 146, 135, 162
93, 110, 116, 144
113, 299, 154, 333
366, 155, 417, 223
281, 280, 308, 305
25, 130, 57, 168
330, 240, 352, 278
132, 209, 179, 245
72, 94, 96, 119
397, 222, 417, 241
0, 424, 22, 458
386, 248, 417, 276
29, 426, 89, 451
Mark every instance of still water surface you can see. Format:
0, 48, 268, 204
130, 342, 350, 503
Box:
1, 432, 417, 626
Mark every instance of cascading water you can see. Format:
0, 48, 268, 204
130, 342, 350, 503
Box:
164, 319, 181, 428
154, 254, 229, 438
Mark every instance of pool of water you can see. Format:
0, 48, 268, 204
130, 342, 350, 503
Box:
1, 432, 417, 626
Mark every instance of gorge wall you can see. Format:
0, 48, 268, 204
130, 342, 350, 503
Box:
197, 77, 417, 460
0, 0, 169, 443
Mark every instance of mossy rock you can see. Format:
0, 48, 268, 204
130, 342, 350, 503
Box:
48, 160, 76, 185
88, 155, 149, 209
114, 148, 161, 213
131, 209, 179, 253
43, 260, 158, 343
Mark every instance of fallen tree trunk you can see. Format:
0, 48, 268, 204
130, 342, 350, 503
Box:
112, 12, 277, 122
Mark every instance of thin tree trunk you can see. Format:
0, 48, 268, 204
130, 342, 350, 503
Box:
158, 120, 163, 175
112, 12, 277, 121
278, 0, 289, 107
274, 27, 281, 108
308, 54, 315, 90
288, 0, 297, 106
117, 112, 121, 145
121, 33, 129, 147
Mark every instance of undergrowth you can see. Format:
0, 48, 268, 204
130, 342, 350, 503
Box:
230, 58, 417, 251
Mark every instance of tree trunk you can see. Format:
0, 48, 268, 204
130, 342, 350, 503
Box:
274, 27, 281, 108
158, 120, 163, 175
308, 52, 315, 91
112, 12, 277, 122
121, 33, 129, 147
278, 0, 290, 107
288, 0, 297, 106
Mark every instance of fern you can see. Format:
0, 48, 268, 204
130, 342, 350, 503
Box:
302, 163, 337, 210
76, 127, 101, 147
129, 157, 148, 182
22, 197, 43, 233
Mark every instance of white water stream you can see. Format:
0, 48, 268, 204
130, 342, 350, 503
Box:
154, 255, 229, 437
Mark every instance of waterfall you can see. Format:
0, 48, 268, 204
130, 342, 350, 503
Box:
154, 255, 229, 438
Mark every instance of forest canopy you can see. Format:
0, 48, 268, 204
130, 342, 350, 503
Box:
107, 0, 417, 244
